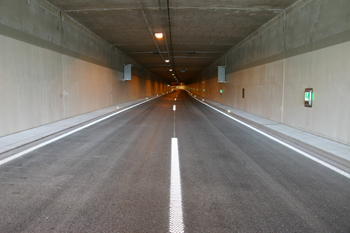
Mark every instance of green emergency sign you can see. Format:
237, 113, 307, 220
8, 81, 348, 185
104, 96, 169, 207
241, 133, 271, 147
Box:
305, 92, 311, 101
304, 88, 313, 107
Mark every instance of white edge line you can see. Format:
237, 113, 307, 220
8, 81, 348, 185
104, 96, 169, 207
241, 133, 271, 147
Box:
169, 137, 184, 233
0, 96, 162, 166
186, 90, 350, 179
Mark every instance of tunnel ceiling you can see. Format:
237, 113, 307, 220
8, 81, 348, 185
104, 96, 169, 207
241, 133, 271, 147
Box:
45, 0, 298, 83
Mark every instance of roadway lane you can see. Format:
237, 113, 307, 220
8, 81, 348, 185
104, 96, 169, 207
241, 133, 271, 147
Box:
0, 94, 176, 232
0, 90, 349, 232
174, 90, 350, 232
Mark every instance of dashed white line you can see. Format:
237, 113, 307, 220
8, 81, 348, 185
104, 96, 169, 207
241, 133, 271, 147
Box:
173, 105, 176, 111
0, 96, 162, 167
187, 91, 350, 180
169, 138, 184, 233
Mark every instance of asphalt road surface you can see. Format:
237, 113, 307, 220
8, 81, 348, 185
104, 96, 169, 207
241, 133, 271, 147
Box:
0, 90, 349, 232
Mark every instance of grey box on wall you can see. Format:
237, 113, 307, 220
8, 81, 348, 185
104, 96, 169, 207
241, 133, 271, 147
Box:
218, 66, 226, 83
124, 64, 133, 81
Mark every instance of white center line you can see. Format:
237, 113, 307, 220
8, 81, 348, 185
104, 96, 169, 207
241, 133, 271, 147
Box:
169, 138, 184, 233
173, 105, 176, 111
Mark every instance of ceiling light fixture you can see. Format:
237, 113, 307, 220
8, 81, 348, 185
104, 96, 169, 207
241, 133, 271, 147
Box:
155, 33, 163, 39
169, 69, 173, 71
165, 60, 170, 63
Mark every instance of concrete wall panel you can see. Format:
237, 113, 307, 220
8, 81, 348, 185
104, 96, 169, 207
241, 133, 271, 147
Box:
307, 0, 350, 43
0, 35, 64, 136
285, 3, 310, 51
192, 40, 350, 145
261, 21, 284, 59
62, 56, 114, 118
0, 34, 166, 138
0, 0, 22, 32
191, 60, 284, 123
0, 0, 167, 138
236, 61, 281, 122
284, 41, 350, 143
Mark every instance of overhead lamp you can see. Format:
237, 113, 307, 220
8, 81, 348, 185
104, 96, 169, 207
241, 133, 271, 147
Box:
172, 74, 175, 76
155, 33, 163, 39
169, 69, 173, 71
165, 60, 170, 63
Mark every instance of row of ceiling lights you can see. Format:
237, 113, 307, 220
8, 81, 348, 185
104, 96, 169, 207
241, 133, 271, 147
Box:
155, 32, 178, 82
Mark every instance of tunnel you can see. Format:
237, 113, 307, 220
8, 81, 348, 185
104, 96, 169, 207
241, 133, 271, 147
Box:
0, 0, 350, 232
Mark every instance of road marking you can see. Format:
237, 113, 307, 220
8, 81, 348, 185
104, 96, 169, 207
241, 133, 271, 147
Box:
175, 98, 177, 101
169, 138, 184, 233
0, 96, 162, 167
187, 91, 350, 179
173, 105, 176, 111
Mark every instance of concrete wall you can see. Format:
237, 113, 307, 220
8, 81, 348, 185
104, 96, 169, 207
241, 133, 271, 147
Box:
0, 0, 167, 137
189, 0, 350, 145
